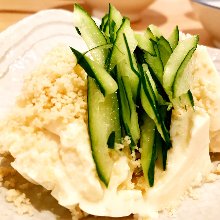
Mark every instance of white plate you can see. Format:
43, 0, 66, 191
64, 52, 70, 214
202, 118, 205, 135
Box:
0, 9, 220, 220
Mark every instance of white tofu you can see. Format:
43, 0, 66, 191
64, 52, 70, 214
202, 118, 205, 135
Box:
0, 43, 216, 219
191, 46, 220, 152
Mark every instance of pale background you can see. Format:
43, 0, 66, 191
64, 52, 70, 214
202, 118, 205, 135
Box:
0, 0, 215, 47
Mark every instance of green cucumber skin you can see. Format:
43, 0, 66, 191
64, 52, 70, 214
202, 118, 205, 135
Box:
144, 42, 163, 84
109, 19, 139, 101
70, 47, 118, 96
144, 37, 172, 85
88, 77, 121, 186
88, 77, 113, 186
147, 25, 162, 40
109, 18, 137, 71
140, 114, 156, 187
163, 35, 199, 99
117, 73, 140, 148
100, 13, 109, 37
138, 63, 170, 146
135, 33, 155, 56
121, 76, 140, 146
168, 26, 179, 51
157, 36, 173, 67
140, 79, 170, 147
148, 131, 159, 186
100, 14, 108, 31
108, 4, 123, 41
122, 34, 140, 101
73, 4, 108, 66
172, 47, 197, 98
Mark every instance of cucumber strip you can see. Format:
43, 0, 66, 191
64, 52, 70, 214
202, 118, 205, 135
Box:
168, 26, 179, 50
143, 64, 159, 101
100, 14, 110, 41
88, 77, 121, 186
109, 4, 123, 41
109, 18, 137, 71
140, 64, 170, 146
100, 13, 109, 32
101, 93, 122, 146
73, 4, 108, 66
117, 74, 131, 125
109, 19, 116, 43
161, 137, 168, 170
140, 65, 160, 127
148, 138, 157, 187
135, 32, 155, 56
172, 47, 197, 98
135, 49, 170, 145
154, 128, 167, 170
117, 60, 139, 101
122, 34, 140, 101
144, 41, 164, 84
147, 24, 162, 39
122, 76, 140, 146
117, 74, 140, 147
140, 113, 156, 187
163, 35, 199, 98
71, 47, 118, 96
157, 36, 173, 66
157, 105, 172, 169
142, 64, 167, 106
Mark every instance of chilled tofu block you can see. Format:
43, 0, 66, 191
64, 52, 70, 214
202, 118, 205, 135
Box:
0, 43, 216, 219
191, 46, 220, 152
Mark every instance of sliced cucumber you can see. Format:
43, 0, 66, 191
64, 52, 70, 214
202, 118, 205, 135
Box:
163, 35, 199, 99
73, 4, 198, 186
144, 37, 172, 84
143, 26, 174, 87
144, 42, 163, 84
135, 32, 155, 56
154, 128, 165, 170
168, 26, 179, 51
142, 64, 167, 106
73, 4, 108, 66
157, 36, 173, 66
100, 13, 109, 37
88, 77, 121, 186
100, 14, 108, 31
143, 64, 160, 101
109, 21, 139, 100
108, 4, 123, 41
102, 5, 123, 67
122, 76, 140, 146
140, 64, 170, 146
147, 24, 162, 39
109, 18, 137, 70
140, 113, 156, 187
117, 74, 140, 147
71, 47, 118, 96
172, 47, 197, 98
139, 65, 160, 129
